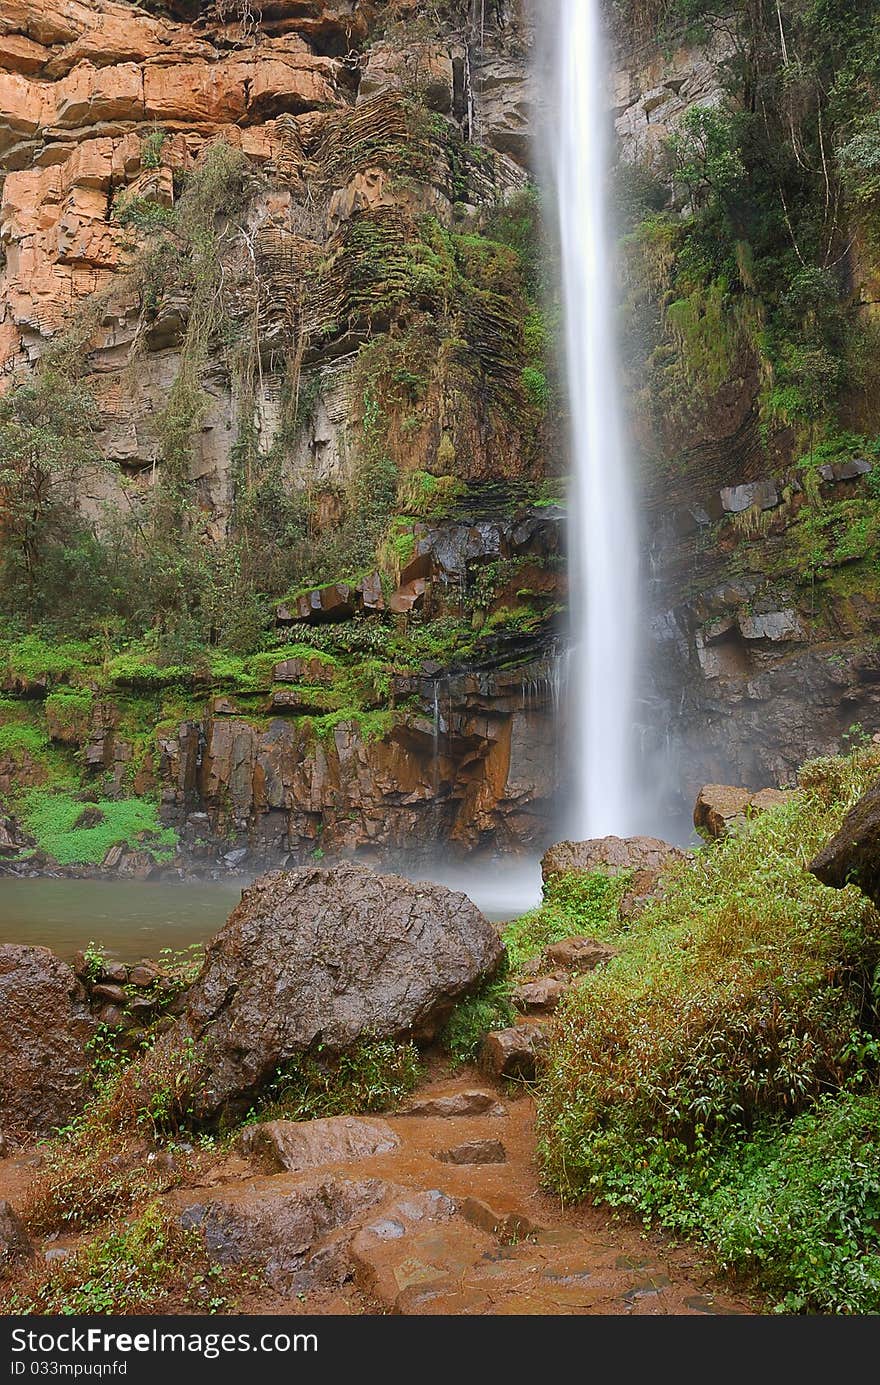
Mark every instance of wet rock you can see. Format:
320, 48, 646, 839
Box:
239, 1116, 400, 1174
694, 784, 795, 840
397, 1090, 506, 1119
512, 976, 568, 1012
542, 835, 687, 917
809, 777, 880, 906
541, 938, 618, 973
179, 1175, 390, 1292
138, 864, 504, 1120
388, 578, 427, 614
541, 835, 686, 883
90, 982, 127, 1006
0, 945, 95, 1138
0, 1201, 33, 1272
348, 1188, 475, 1310
480, 1022, 548, 1081
432, 1139, 507, 1165
738, 610, 803, 643
128, 962, 161, 988
719, 480, 779, 514
273, 657, 337, 686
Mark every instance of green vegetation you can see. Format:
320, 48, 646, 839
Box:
536, 744, 880, 1312
623, 0, 880, 458
244, 1039, 422, 1126
5, 1202, 233, 1316
441, 978, 515, 1065
22, 790, 178, 866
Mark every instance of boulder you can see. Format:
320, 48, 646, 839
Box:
239, 1116, 399, 1174
541, 835, 686, 882
694, 784, 794, 840
541, 834, 687, 916
137, 865, 503, 1120
809, 777, 880, 906
512, 976, 568, 1012
179, 1175, 391, 1293
0, 945, 96, 1139
542, 937, 618, 973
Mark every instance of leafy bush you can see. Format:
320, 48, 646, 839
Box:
441, 979, 515, 1065
709, 1093, 880, 1313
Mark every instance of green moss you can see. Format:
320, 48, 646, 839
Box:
0, 723, 49, 757
23, 790, 179, 866
0, 633, 93, 686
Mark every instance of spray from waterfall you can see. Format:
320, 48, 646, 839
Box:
551, 0, 639, 839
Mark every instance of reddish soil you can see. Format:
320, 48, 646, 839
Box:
0, 1068, 760, 1316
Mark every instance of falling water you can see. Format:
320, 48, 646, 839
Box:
551, 0, 638, 838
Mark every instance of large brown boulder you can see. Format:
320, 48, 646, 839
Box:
541, 835, 687, 916
694, 784, 795, 840
137, 865, 504, 1121
809, 778, 880, 905
0, 946, 96, 1141
541, 835, 686, 882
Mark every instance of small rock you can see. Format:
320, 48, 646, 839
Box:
541, 937, 618, 972
238, 1116, 400, 1173
128, 963, 160, 988
44, 1247, 71, 1264
512, 977, 568, 1012
95, 1003, 127, 1028
480, 1023, 548, 1081
90, 983, 127, 1006
433, 1140, 507, 1165
397, 1090, 506, 1119
101, 962, 129, 985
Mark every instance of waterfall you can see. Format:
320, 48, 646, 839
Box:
551, 0, 638, 839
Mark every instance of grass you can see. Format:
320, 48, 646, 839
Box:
23, 790, 179, 866
535, 743, 880, 1313
439, 871, 630, 1064
5, 1202, 234, 1315
241, 1040, 422, 1127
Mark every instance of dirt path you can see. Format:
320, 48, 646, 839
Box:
0, 1067, 759, 1316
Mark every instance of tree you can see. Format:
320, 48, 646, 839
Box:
0, 364, 100, 615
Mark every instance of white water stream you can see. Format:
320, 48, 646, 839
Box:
552, 0, 639, 838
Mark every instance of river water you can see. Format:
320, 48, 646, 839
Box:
0, 859, 543, 961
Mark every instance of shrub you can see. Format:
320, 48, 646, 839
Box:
536, 745, 880, 1309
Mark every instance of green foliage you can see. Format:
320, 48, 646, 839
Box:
667, 106, 747, 210
505, 870, 630, 976
441, 979, 515, 1065
23, 790, 179, 866
0, 723, 49, 758
0, 355, 102, 622
6, 1202, 232, 1316
708, 1093, 880, 1313
247, 1040, 422, 1126
537, 745, 880, 1311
